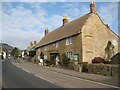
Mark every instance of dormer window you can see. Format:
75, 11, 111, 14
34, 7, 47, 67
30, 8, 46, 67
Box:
66, 37, 72, 45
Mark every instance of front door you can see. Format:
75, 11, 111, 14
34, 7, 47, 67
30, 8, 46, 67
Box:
50, 53, 60, 65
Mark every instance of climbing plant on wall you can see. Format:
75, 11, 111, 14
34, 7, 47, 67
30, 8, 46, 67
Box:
105, 41, 114, 61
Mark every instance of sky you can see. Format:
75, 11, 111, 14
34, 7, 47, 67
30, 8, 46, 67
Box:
1, 1, 119, 50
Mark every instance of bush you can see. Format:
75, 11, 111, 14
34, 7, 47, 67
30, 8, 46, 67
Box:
103, 60, 112, 64
44, 60, 52, 66
61, 54, 70, 67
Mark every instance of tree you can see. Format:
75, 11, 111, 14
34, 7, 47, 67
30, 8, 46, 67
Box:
105, 41, 114, 61
11, 47, 20, 58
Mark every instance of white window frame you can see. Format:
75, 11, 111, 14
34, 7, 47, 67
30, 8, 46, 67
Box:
66, 51, 73, 59
66, 37, 72, 45
56, 42, 59, 48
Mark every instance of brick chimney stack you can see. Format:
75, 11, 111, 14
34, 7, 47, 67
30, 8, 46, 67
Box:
90, 0, 97, 14
63, 16, 68, 26
105, 24, 110, 28
45, 28, 49, 36
30, 42, 33, 46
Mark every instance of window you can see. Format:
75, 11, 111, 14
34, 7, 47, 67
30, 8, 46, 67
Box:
66, 37, 72, 45
44, 46, 48, 51
44, 55, 47, 60
66, 52, 73, 59
56, 42, 59, 48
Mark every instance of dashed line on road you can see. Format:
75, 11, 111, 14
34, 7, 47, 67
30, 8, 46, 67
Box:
34, 74, 54, 84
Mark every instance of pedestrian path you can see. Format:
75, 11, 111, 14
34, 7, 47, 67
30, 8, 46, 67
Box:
42, 65, 119, 87
13, 61, 119, 87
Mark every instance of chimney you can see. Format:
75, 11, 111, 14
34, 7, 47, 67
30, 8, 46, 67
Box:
30, 42, 33, 46
105, 24, 109, 28
90, 0, 97, 14
63, 16, 68, 26
45, 28, 49, 36
34, 41, 37, 45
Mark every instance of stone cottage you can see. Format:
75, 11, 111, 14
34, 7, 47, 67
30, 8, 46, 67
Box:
35, 1, 119, 64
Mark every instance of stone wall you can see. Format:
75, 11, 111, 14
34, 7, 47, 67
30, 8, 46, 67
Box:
82, 13, 119, 63
87, 64, 119, 77
37, 34, 82, 62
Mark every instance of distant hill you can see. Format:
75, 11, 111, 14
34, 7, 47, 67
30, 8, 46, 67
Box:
0, 43, 14, 52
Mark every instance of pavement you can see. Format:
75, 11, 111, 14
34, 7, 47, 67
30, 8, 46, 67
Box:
12, 59, 119, 88
42, 64, 119, 87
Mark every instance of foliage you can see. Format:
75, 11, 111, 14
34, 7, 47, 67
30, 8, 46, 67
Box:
11, 47, 20, 57
105, 41, 114, 61
61, 53, 70, 67
102, 60, 112, 64
32, 55, 38, 63
44, 60, 51, 66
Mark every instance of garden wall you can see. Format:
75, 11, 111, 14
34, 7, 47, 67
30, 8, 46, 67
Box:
87, 64, 119, 77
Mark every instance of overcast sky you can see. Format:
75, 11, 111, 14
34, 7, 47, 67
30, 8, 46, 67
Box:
1, 1, 119, 50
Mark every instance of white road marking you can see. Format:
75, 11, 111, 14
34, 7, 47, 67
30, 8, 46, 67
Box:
34, 74, 54, 84
59, 73, 119, 88
22, 69, 30, 73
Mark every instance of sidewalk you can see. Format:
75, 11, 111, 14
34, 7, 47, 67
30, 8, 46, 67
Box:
14, 61, 119, 87
42, 65, 119, 87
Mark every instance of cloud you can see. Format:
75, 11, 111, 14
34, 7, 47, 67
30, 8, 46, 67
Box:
47, 15, 63, 31
98, 3, 118, 25
2, 2, 65, 49
2, 3, 46, 49
2, 2, 118, 50
2, 0, 67, 2
62, 3, 89, 20
98, 2, 118, 34
1, 0, 120, 2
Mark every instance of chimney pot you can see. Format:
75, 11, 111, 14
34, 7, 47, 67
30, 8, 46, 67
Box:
105, 24, 109, 28
45, 28, 49, 36
30, 42, 33, 46
63, 16, 68, 26
90, 0, 97, 14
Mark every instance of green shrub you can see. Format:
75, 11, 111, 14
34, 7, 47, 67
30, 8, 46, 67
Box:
61, 53, 70, 67
44, 60, 52, 66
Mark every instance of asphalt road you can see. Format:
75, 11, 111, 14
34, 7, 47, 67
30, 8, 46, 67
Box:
2, 59, 60, 88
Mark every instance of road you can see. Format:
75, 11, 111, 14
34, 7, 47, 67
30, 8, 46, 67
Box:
2, 59, 119, 89
2, 59, 60, 88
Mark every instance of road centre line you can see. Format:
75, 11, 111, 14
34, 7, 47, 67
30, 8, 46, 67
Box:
34, 74, 54, 84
